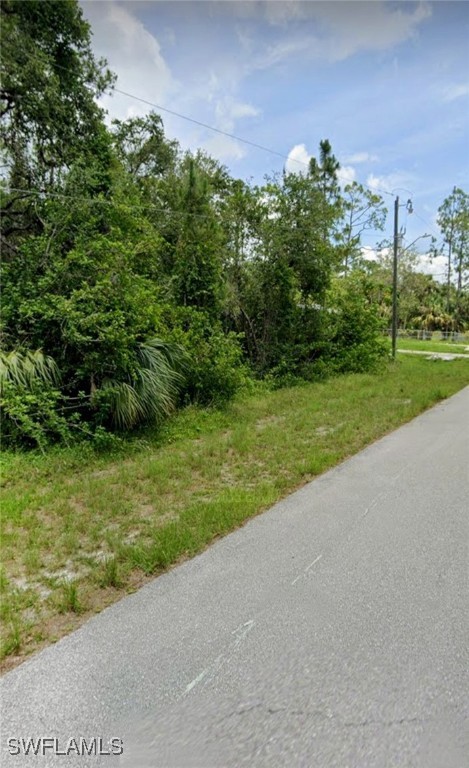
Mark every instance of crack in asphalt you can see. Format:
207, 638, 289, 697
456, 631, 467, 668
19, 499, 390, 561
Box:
216, 702, 426, 731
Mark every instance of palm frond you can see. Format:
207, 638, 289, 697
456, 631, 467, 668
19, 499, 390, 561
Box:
100, 381, 144, 431
101, 339, 185, 431
0, 349, 61, 392
135, 367, 175, 420
137, 339, 187, 379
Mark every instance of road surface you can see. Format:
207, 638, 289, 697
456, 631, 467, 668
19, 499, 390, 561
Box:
1, 387, 468, 767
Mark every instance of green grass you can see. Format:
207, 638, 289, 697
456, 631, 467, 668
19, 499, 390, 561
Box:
1, 355, 468, 671
397, 337, 469, 354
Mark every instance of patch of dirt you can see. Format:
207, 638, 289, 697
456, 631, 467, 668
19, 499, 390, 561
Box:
255, 415, 286, 431
41, 561, 84, 583
8, 576, 32, 592
68, 497, 88, 515
314, 423, 344, 436
9, 575, 54, 601
137, 503, 156, 518
89, 467, 118, 479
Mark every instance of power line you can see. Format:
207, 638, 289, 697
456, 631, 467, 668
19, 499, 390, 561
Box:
111, 87, 395, 198
6, 185, 387, 239
413, 210, 440, 239
10, 48, 454, 248
12, 48, 395, 199
113, 88, 298, 166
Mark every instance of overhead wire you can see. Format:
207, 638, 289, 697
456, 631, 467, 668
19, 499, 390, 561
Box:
413, 210, 441, 240
3, 185, 435, 250
4, 185, 374, 239
111, 86, 396, 198
12, 48, 396, 199
5, 49, 449, 253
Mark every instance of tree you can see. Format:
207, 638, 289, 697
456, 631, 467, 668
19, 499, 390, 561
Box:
308, 139, 340, 203
170, 157, 225, 315
364, 241, 459, 332
233, 142, 343, 373
0, 0, 115, 249
338, 182, 387, 273
0, 0, 114, 172
111, 112, 178, 182
436, 187, 469, 310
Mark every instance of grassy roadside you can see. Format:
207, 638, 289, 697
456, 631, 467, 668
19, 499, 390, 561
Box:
397, 337, 469, 354
1, 355, 468, 672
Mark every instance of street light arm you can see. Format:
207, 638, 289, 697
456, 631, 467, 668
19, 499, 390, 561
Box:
400, 233, 431, 254
392, 223, 433, 360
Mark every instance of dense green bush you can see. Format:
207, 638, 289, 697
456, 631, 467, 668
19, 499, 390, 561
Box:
169, 308, 247, 405
8, 0, 457, 451
0, 350, 74, 449
324, 274, 388, 373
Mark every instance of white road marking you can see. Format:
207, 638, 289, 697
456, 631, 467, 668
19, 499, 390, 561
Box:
291, 554, 323, 585
184, 668, 209, 694
183, 619, 255, 697
232, 620, 255, 640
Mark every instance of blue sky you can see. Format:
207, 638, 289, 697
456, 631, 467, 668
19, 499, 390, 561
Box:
81, 1, 469, 276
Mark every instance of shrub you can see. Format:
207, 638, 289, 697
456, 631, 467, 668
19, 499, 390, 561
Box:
169, 308, 248, 405
0, 350, 73, 450
324, 274, 388, 374
92, 338, 186, 430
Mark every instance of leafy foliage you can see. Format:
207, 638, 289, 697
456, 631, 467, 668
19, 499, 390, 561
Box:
435, 187, 469, 308
168, 308, 246, 405
96, 339, 185, 430
0, 350, 72, 449
324, 274, 388, 373
0, 0, 115, 250
2, 1, 465, 451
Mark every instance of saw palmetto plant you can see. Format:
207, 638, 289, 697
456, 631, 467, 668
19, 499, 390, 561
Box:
0, 349, 61, 392
98, 339, 186, 431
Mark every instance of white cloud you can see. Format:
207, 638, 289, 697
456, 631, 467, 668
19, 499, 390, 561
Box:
264, 1, 308, 27
344, 152, 378, 164
442, 83, 469, 102
317, 1, 432, 61
361, 245, 379, 262
81, 1, 176, 121
250, 1, 432, 69
418, 253, 447, 282
338, 165, 356, 187
361, 245, 447, 283
253, 37, 314, 70
285, 143, 312, 174
199, 97, 260, 163
215, 99, 260, 130
202, 134, 246, 163
366, 171, 415, 196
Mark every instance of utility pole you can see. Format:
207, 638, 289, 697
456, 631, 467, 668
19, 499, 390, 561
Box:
391, 196, 399, 360
391, 197, 413, 360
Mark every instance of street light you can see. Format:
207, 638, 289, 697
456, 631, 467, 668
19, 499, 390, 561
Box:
391, 198, 431, 360
391, 198, 410, 360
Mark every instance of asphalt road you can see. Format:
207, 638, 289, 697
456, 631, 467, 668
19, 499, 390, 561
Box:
1, 387, 468, 768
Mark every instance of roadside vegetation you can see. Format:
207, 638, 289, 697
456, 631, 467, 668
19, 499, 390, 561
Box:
1, 355, 469, 670
1, 2, 469, 670
2, 1, 468, 455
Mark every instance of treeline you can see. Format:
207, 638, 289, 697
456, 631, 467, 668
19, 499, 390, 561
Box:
0, 1, 467, 449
